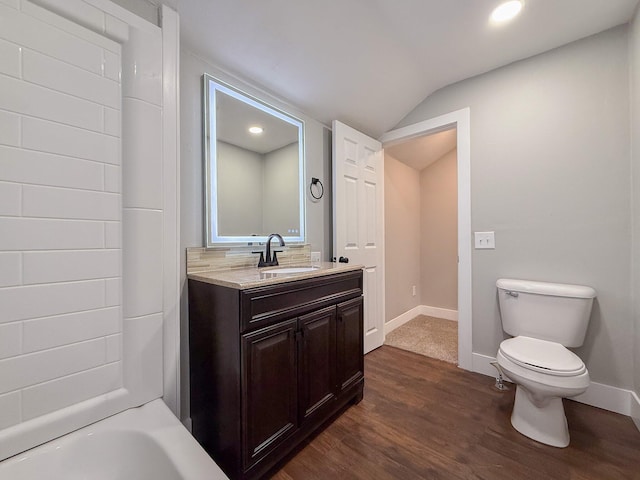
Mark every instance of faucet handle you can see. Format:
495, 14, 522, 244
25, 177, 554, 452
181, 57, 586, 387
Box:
272, 250, 283, 266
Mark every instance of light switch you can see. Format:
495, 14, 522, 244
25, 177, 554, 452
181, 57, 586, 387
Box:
474, 231, 495, 249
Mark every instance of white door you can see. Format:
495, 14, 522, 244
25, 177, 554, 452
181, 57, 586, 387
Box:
332, 121, 385, 353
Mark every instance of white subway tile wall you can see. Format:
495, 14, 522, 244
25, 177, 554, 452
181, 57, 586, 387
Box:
104, 221, 121, 249
0, 75, 104, 130
103, 107, 120, 136
104, 165, 121, 193
0, 338, 107, 393
0, 218, 105, 251
21, 362, 121, 420
0, 0, 19, 10
0, 253, 21, 287
0, 392, 21, 430
22, 50, 120, 108
21, 117, 120, 164
0, 181, 21, 216
0, 4, 103, 73
0, 147, 106, 190
27, 0, 105, 34
0, 38, 20, 78
105, 333, 121, 363
0, 1, 123, 430
0, 323, 21, 360
22, 308, 120, 353
22, 250, 120, 284
0, 110, 20, 146
1, 280, 106, 323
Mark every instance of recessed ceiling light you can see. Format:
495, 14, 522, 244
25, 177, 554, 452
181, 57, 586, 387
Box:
490, 0, 523, 23
248, 126, 263, 134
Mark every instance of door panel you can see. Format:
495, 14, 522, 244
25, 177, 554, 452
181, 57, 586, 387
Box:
336, 297, 364, 391
298, 306, 337, 421
333, 120, 384, 353
345, 176, 359, 247
242, 319, 298, 469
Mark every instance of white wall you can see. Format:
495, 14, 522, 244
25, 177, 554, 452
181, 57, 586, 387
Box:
396, 27, 633, 390
384, 154, 422, 322
420, 148, 458, 311
630, 5, 640, 425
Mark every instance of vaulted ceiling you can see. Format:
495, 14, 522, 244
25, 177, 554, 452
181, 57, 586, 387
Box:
173, 0, 638, 138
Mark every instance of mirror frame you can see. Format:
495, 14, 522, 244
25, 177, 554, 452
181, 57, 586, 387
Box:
203, 75, 306, 246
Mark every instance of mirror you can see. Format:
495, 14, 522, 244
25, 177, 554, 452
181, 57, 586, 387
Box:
203, 75, 305, 246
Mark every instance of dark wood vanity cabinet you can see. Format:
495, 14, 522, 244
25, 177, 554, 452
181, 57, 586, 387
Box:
189, 270, 364, 480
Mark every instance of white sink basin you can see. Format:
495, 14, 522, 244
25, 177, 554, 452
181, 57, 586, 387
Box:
262, 266, 319, 274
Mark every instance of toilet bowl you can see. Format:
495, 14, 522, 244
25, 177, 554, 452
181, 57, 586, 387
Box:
497, 336, 590, 447
495, 278, 596, 448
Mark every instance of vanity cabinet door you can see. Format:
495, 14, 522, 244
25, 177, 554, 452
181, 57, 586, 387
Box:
336, 296, 364, 392
298, 306, 337, 422
241, 319, 298, 470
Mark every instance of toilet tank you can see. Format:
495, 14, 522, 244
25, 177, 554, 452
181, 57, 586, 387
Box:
496, 278, 596, 347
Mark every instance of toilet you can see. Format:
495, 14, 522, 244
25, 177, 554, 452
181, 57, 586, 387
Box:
495, 278, 596, 448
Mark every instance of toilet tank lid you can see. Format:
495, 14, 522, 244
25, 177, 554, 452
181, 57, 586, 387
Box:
496, 278, 596, 299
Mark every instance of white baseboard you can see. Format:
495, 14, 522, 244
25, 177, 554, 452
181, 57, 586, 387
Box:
421, 305, 458, 322
632, 391, 640, 432
572, 381, 634, 416
384, 306, 423, 335
472, 353, 637, 419
385, 305, 458, 335
472, 352, 504, 378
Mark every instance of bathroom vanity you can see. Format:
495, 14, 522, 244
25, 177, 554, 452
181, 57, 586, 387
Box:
188, 263, 364, 480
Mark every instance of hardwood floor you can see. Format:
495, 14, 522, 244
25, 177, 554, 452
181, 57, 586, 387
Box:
272, 346, 640, 480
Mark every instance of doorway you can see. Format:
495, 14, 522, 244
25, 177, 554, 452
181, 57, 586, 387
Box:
383, 127, 459, 364
380, 108, 472, 371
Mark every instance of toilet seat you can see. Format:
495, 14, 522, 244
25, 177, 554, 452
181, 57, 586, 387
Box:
499, 336, 586, 377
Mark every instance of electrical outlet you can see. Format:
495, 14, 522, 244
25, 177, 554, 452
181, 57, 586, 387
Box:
412, 285, 417, 297
311, 251, 321, 263
474, 231, 495, 249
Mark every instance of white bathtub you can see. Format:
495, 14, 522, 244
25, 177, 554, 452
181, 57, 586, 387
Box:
0, 400, 228, 480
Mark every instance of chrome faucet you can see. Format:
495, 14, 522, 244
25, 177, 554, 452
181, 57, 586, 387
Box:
254, 233, 285, 267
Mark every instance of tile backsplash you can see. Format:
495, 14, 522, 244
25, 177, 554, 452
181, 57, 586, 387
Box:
187, 244, 311, 274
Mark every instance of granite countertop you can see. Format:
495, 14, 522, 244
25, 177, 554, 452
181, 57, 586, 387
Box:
187, 262, 363, 290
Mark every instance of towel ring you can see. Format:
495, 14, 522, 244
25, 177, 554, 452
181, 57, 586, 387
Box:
310, 177, 324, 200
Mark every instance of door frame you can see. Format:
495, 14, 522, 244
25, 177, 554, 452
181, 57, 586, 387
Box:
379, 108, 472, 371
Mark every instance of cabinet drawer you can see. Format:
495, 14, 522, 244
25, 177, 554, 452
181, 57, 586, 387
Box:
240, 271, 362, 332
